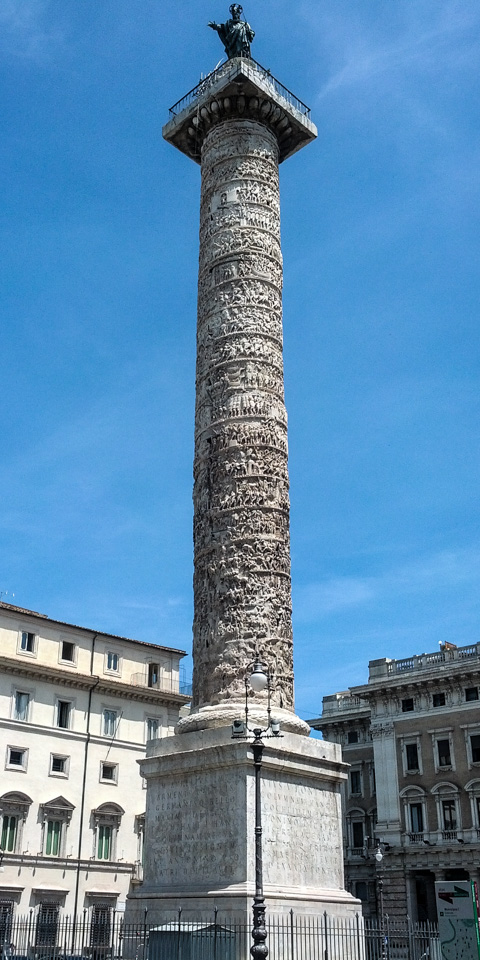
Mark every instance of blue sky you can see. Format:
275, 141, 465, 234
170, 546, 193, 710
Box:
1, 0, 479, 725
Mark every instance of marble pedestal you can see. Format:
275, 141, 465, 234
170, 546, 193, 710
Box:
126, 726, 360, 922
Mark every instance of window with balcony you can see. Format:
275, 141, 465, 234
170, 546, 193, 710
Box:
351, 821, 364, 849
442, 799, 457, 831
148, 663, 159, 688
410, 803, 424, 834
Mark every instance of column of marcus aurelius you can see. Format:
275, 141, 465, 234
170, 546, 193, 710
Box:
125, 54, 360, 923
172, 60, 318, 734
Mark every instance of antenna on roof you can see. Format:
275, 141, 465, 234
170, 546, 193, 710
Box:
0, 591, 15, 602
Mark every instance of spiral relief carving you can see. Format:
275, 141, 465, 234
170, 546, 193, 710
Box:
191, 118, 295, 715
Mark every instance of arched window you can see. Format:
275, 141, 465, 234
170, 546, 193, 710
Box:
465, 779, 480, 835
431, 782, 460, 839
399, 786, 427, 842
0, 792, 32, 854
346, 807, 367, 855
92, 803, 124, 862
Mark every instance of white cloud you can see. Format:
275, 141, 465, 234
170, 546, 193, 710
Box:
311, 0, 480, 116
295, 547, 480, 622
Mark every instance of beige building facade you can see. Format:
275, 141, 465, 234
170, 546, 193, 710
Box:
312, 642, 480, 923
0, 600, 189, 929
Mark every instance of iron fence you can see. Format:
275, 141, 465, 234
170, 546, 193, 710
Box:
168, 58, 311, 120
0, 911, 440, 960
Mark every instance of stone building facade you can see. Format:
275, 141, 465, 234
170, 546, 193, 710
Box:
311, 642, 480, 923
0, 600, 189, 926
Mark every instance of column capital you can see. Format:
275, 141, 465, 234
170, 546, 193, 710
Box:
163, 57, 317, 164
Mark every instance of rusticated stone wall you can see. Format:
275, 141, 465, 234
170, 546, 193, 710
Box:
192, 118, 294, 714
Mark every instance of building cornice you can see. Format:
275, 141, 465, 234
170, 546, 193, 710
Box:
0, 655, 190, 705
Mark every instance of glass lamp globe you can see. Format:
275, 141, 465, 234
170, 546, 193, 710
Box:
249, 661, 268, 693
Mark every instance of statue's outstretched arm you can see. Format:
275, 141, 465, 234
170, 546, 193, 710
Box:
208, 21, 219, 30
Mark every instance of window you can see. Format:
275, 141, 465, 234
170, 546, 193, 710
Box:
6, 747, 27, 771
406, 743, 419, 771
45, 820, 62, 856
437, 739, 451, 767
356, 882, 372, 901
92, 803, 123, 862
471, 735, 480, 763
0, 901, 14, 948
466, 687, 479, 702
0, 792, 32, 853
20, 631, 35, 654
1, 815, 18, 853
100, 762, 118, 783
433, 692, 446, 707
41, 798, 74, 857
13, 692, 30, 722
146, 718, 159, 741
350, 771, 361, 795
56, 700, 71, 729
106, 652, 119, 672
402, 697, 414, 713
352, 821, 364, 848
50, 755, 69, 777
442, 800, 457, 831
410, 803, 424, 833
97, 824, 113, 860
103, 709, 118, 737
148, 663, 159, 688
60, 640, 75, 663
35, 903, 59, 948
90, 905, 112, 948
347, 731, 359, 744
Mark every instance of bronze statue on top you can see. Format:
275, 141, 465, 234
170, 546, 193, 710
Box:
208, 4, 255, 59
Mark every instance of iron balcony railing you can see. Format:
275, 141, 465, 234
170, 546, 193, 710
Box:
129, 674, 192, 697
168, 57, 311, 120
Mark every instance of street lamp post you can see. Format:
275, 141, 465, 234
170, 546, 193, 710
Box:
232, 658, 282, 960
375, 842, 388, 960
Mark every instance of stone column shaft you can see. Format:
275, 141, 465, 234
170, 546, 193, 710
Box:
193, 118, 293, 715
